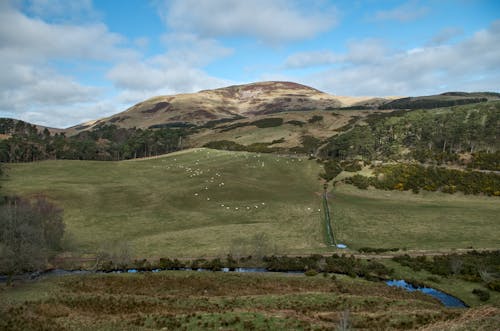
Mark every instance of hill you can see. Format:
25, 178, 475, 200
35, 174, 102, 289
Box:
1, 149, 325, 257
67, 81, 380, 133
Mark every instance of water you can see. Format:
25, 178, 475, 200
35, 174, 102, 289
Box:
386, 279, 467, 308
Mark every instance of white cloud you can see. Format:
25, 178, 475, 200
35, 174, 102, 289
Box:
373, 1, 429, 22
159, 33, 233, 66
343, 39, 388, 64
284, 39, 387, 69
0, 6, 135, 62
160, 0, 338, 43
17, 99, 124, 129
284, 51, 339, 69
429, 27, 463, 45
107, 32, 233, 95
107, 61, 230, 93
304, 20, 500, 96
0, 2, 139, 127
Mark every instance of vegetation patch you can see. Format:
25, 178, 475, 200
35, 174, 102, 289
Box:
344, 164, 500, 196
392, 251, 500, 290
0, 271, 471, 330
285, 119, 306, 127
308, 115, 323, 123
379, 95, 489, 109
251, 117, 284, 128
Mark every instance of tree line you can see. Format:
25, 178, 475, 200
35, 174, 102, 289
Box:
0, 119, 188, 162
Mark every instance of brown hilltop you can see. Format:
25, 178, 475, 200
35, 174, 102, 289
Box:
69, 81, 375, 132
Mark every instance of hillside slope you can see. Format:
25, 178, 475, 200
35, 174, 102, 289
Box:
68, 81, 378, 132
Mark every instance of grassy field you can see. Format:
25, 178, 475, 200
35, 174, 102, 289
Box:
2, 148, 499, 259
329, 184, 500, 251
3, 271, 495, 330
2, 148, 326, 258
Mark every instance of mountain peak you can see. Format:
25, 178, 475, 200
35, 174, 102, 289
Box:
204, 81, 323, 94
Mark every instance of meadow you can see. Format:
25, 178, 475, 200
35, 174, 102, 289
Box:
2, 148, 499, 259
330, 184, 500, 250
2, 148, 326, 258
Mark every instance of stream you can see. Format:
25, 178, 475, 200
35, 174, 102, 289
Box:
386, 279, 467, 308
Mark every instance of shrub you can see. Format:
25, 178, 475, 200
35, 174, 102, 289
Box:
486, 280, 500, 292
345, 174, 370, 189
250, 118, 283, 128
305, 269, 318, 277
285, 120, 306, 127
472, 288, 490, 301
308, 115, 323, 123
341, 160, 363, 172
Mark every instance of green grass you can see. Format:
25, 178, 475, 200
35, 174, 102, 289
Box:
3, 147, 499, 259
2, 148, 326, 257
330, 184, 500, 250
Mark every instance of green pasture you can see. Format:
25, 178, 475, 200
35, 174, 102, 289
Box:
329, 184, 500, 250
2, 148, 326, 257
2, 148, 499, 259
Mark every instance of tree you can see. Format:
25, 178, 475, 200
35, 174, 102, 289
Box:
0, 196, 64, 284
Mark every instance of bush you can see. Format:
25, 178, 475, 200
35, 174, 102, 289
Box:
358, 247, 399, 253
308, 115, 323, 124
486, 280, 500, 292
286, 120, 305, 127
305, 269, 318, 277
472, 288, 490, 301
250, 118, 283, 128
345, 174, 370, 189
341, 160, 363, 172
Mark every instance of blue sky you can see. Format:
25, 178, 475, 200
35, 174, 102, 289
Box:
1, 0, 499, 128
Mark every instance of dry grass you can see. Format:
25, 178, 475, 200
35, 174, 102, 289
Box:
0, 271, 467, 330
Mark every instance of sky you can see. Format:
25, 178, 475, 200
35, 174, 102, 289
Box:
1, 0, 499, 128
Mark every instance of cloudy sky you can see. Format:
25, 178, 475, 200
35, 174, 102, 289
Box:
1, 0, 499, 128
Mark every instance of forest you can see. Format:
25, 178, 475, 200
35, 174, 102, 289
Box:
320, 101, 500, 170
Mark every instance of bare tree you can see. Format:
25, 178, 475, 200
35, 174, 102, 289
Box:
0, 196, 64, 284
